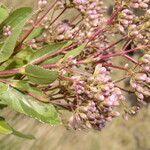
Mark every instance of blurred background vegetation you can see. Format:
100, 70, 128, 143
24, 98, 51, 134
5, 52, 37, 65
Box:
0, 0, 150, 150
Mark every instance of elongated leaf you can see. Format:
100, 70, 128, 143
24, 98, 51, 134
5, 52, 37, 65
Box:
0, 7, 32, 32
0, 83, 9, 94
4, 47, 34, 70
0, 101, 7, 109
0, 8, 32, 63
30, 41, 71, 63
0, 117, 35, 139
0, 5, 9, 24
41, 55, 63, 65
63, 44, 85, 61
0, 82, 61, 125
11, 80, 49, 102
12, 129, 35, 139
26, 27, 44, 41
15, 47, 34, 62
0, 117, 12, 134
25, 64, 58, 84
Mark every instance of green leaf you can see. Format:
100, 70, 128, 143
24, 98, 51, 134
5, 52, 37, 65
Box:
63, 44, 85, 61
0, 7, 32, 32
11, 80, 49, 102
0, 83, 9, 94
30, 41, 70, 63
25, 27, 44, 41
12, 129, 35, 140
41, 55, 63, 65
0, 5, 9, 24
0, 117, 35, 139
0, 8, 32, 63
0, 100, 7, 109
15, 47, 34, 62
25, 64, 58, 84
0, 82, 61, 125
4, 47, 34, 70
0, 117, 12, 134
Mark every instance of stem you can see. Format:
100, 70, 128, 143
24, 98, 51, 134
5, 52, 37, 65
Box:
28, 92, 49, 103
49, 8, 67, 26
59, 75, 73, 83
103, 63, 129, 72
94, 36, 126, 57
33, 42, 78, 65
98, 45, 150, 60
14, 0, 57, 54
121, 39, 139, 64
70, 13, 81, 24
114, 77, 128, 83
42, 63, 59, 69
87, 6, 123, 43
88, 28, 106, 43
0, 69, 22, 77
50, 101, 74, 111
107, 6, 123, 25
116, 86, 134, 94
122, 54, 138, 64
123, 39, 132, 50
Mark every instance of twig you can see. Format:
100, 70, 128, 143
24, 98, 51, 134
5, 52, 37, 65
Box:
33, 42, 78, 65
103, 63, 129, 72
94, 36, 127, 57
0, 69, 22, 77
13, 0, 58, 54
116, 86, 134, 94
98, 45, 150, 60
49, 8, 67, 26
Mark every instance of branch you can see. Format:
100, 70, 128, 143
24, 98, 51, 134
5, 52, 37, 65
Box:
33, 42, 78, 65
14, 0, 57, 54
98, 45, 150, 60
103, 63, 129, 72
0, 68, 22, 77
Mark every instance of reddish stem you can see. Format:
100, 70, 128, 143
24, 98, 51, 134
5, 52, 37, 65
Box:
99, 45, 150, 60
0, 69, 22, 77
94, 36, 126, 57
122, 54, 138, 64
33, 43, 78, 65
42, 63, 59, 69
87, 6, 123, 43
103, 64, 129, 72
49, 7, 67, 26
14, 0, 57, 54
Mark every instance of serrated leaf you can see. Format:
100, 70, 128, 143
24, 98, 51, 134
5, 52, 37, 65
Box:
63, 44, 85, 61
0, 5, 9, 24
0, 7, 32, 63
25, 64, 58, 84
0, 7, 32, 32
0, 117, 35, 139
30, 41, 71, 63
0, 82, 61, 125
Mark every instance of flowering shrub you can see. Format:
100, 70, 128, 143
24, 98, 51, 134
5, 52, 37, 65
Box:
0, 0, 149, 138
